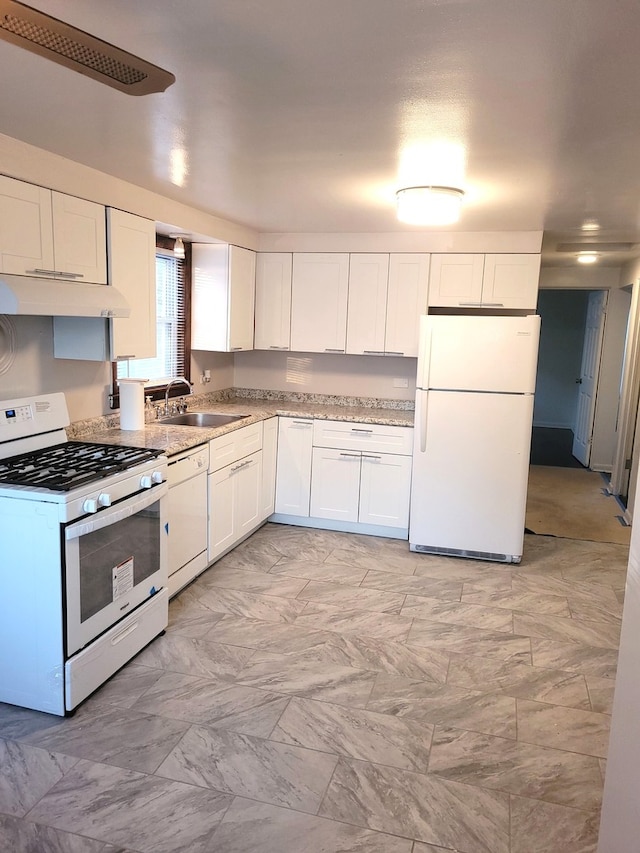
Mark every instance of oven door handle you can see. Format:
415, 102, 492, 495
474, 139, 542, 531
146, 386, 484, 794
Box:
65, 484, 168, 541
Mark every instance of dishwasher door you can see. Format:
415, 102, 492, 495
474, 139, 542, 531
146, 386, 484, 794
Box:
167, 445, 209, 596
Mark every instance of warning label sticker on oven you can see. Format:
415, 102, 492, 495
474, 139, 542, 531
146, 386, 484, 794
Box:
113, 557, 134, 600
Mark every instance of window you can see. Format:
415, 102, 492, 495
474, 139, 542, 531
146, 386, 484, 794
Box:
112, 237, 190, 404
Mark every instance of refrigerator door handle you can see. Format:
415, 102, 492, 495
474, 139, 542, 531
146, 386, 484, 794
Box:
418, 388, 428, 453
416, 316, 432, 391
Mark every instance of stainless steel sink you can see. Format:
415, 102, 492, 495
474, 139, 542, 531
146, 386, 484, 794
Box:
160, 412, 250, 427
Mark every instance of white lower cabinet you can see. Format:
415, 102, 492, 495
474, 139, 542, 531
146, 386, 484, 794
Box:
261, 416, 278, 517
272, 416, 413, 537
207, 422, 264, 563
274, 417, 313, 516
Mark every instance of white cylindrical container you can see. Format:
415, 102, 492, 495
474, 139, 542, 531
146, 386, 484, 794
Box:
118, 378, 148, 430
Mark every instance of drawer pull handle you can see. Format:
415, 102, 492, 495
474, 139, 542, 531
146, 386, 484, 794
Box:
292, 420, 312, 427
230, 459, 252, 473
385, 351, 404, 356
340, 452, 361, 458
363, 350, 384, 355
362, 454, 382, 460
351, 428, 373, 433
324, 348, 345, 353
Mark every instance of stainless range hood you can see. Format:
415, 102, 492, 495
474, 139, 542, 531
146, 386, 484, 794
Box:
0, 275, 130, 317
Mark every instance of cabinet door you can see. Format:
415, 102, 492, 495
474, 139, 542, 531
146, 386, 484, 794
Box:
0, 176, 54, 275
346, 254, 389, 355
236, 451, 262, 538
274, 417, 313, 516
428, 254, 484, 308
290, 253, 349, 353
228, 246, 256, 351
108, 209, 156, 360
482, 254, 541, 310
359, 452, 412, 529
260, 417, 278, 519
51, 192, 107, 283
385, 254, 430, 357
208, 465, 236, 562
255, 253, 292, 350
310, 447, 361, 522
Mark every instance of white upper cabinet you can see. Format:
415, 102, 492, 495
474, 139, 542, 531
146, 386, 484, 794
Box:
428, 253, 540, 310
108, 209, 156, 360
346, 253, 389, 355
482, 253, 541, 310
428, 253, 485, 307
192, 244, 256, 352
385, 253, 430, 357
0, 176, 106, 283
290, 253, 349, 353
254, 252, 292, 350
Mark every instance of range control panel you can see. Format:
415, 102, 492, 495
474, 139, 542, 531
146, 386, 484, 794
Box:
2, 405, 32, 425
0, 393, 70, 455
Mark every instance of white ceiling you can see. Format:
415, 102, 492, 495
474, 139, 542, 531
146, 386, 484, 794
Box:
2, 0, 640, 266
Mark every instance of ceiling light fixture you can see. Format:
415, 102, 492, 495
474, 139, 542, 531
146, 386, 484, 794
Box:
396, 186, 464, 226
172, 236, 185, 259
577, 252, 598, 264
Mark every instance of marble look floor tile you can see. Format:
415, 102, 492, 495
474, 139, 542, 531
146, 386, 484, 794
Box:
406, 619, 532, 663
615, 587, 625, 604
196, 564, 310, 598
428, 726, 603, 811
196, 586, 308, 622
516, 698, 611, 757
320, 633, 449, 683
585, 674, 615, 714
566, 596, 624, 625
513, 612, 620, 649
0, 739, 78, 816
446, 653, 591, 709
23, 705, 190, 774
132, 671, 289, 737
401, 596, 513, 633
157, 725, 337, 813
208, 797, 413, 853
0, 703, 69, 743
166, 592, 226, 638
360, 569, 462, 601
461, 573, 515, 594
133, 632, 255, 680
257, 527, 334, 562
412, 844, 458, 853
366, 673, 517, 739
512, 571, 621, 607
88, 663, 163, 709
318, 756, 510, 853
297, 579, 407, 614
271, 696, 434, 772
0, 814, 117, 853
412, 555, 512, 583
294, 602, 414, 641
27, 759, 233, 853
205, 614, 333, 654
270, 558, 368, 585
213, 537, 285, 572
530, 638, 618, 679
236, 650, 377, 707
461, 587, 571, 618
326, 547, 420, 576
509, 794, 600, 853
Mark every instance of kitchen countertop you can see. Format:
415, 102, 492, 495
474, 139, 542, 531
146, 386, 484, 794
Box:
71, 396, 415, 457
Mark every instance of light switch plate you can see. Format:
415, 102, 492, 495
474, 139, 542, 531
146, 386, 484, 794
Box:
393, 377, 409, 388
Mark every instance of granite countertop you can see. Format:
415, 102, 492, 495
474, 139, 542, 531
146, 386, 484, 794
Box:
70, 393, 415, 457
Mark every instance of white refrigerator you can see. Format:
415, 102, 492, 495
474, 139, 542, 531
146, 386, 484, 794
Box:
409, 313, 541, 563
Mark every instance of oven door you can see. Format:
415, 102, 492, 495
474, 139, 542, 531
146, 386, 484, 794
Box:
64, 483, 168, 656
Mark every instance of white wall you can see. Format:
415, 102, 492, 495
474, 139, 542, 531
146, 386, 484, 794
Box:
233, 350, 416, 400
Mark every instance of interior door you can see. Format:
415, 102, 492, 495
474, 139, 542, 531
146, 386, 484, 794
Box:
572, 291, 608, 465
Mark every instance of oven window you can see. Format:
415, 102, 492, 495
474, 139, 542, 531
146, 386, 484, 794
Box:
78, 502, 161, 622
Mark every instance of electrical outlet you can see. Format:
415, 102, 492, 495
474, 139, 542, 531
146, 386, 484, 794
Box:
393, 377, 409, 388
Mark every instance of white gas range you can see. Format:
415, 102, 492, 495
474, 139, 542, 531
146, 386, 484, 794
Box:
0, 392, 169, 716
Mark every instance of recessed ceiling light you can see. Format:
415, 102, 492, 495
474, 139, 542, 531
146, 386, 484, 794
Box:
577, 252, 598, 264
581, 220, 600, 232
396, 186, 464, 226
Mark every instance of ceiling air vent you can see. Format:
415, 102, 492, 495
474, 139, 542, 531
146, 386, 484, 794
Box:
0, 0, 174, 95
556, 242, 637, 253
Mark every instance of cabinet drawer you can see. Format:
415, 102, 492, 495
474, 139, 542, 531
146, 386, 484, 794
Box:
209, 421, 263, 472
312, 419, 413, 455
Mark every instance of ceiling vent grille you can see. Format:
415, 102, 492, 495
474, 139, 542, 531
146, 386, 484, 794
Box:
0, 0, 174, 95
556, 242, 637, 253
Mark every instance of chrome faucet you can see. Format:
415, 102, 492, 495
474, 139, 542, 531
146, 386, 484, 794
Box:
164, 377, 193, 415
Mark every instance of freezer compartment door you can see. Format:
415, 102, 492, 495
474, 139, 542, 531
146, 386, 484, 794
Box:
409, 390, 534, 560
417, 314, 540, 394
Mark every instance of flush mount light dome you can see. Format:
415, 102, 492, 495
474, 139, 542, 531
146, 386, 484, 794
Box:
396, 186, 464, 226
577, 252, 598, 264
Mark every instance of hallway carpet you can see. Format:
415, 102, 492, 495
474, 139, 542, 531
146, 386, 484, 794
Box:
526, 466, 630, 546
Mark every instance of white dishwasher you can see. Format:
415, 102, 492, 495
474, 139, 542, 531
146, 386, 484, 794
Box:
167, 443, 209, 597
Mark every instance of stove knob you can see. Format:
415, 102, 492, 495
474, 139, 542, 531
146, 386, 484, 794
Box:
140, 475, 152, 489
98, 493, 112, 507
151, 471, 164, 484
83, 498, 98, 514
